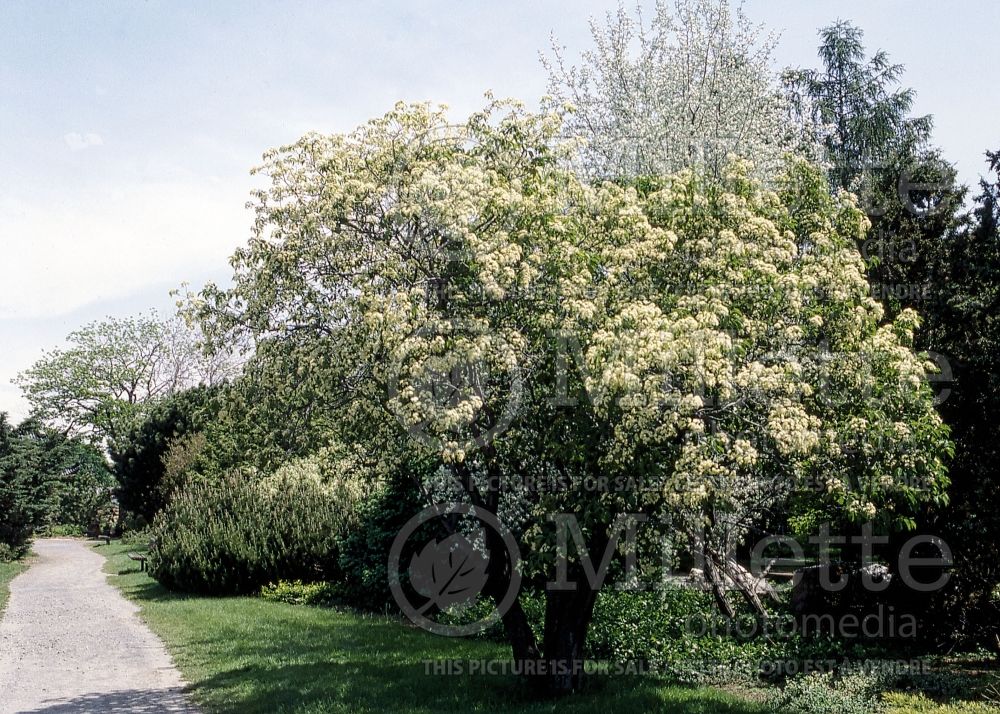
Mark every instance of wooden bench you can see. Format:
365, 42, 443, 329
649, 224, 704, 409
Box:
126, 539, 157, 572
127, 552, 148, 571
95, 535, 111, 546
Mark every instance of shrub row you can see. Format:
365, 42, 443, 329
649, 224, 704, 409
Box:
150, 465, 363, 594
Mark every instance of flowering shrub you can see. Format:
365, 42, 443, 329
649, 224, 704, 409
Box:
192, 99, 951, 688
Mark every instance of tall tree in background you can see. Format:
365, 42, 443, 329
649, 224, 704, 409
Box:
46, 434, 115, 534
917, 151, 1000, 645
784, 20, 932, 191
543, 0, 818, 181
784, 21, 963, 318
16, 313, 234, 449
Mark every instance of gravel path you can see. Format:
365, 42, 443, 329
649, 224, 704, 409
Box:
0, 539, 198, 714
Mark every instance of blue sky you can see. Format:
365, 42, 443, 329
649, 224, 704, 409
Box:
1, 0, 996, 420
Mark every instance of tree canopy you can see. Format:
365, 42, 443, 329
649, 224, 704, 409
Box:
16, 313, 232, 449
784, 20, 933, 193
192, 99, 949, 692
543, 0, 819, 181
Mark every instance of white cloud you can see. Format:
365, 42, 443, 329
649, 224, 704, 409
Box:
63, 132, 104, 151
0, 178, 251, 320
0, 176, 253, 421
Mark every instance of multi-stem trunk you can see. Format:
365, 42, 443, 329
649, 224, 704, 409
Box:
541, 586, 599, 695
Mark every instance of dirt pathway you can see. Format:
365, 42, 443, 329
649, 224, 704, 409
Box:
0, 538, 197, 713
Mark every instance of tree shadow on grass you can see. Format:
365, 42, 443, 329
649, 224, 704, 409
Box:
109, 575, 200, 604
113, 566, 148, 576
184, 650, 768, 714
178, 636, 763, 714
116, 583, 768, 713
118, 579, 191, 602
19, 687, 197, 714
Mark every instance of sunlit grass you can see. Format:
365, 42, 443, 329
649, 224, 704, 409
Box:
0, 556, 28, 615
97, 542, 1000, 713
98, 542, 765, 714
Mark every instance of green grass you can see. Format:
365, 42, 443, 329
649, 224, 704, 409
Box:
885, 693, 1000, 713
0, 557, 29, 615
97, 542, 765, 714
97, 542, 1000, 714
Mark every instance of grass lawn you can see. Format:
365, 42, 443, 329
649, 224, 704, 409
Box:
97, 542, 1000, 714
97, 542, 767, 714
0, 556, 29, 616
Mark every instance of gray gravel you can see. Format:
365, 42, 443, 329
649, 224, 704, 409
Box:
0, 539, 199, 714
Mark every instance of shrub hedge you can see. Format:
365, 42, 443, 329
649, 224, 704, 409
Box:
150, 467, 362, 594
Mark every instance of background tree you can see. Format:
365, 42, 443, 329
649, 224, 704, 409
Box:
543, 0, 819, 181
784, 21, 962, 318
914, 151, 1000, 645
783, 20, 932, 191
194, 101, 948, 693
0, 415, 114, 556
49, 444, 115, 534
0, 415, 54, 558
16, 313, 232, 449
34, 426, 115, 533
112, 384, 220, 524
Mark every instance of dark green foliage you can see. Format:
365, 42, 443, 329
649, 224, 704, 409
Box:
336, 471, 426, 608
0, 416, 54, 558
0, 415, 112, 557
914, 151, 1000, 645
112, 385, 219, 523
860, 150, 967, 319
149, 470, 355, 595
48, 438, 115, 533
785, 21, 932, 189
192, 341, 358, 477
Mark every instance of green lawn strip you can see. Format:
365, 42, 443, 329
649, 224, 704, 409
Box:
885, 692, 1000, 713
0, 557, 29, 616
97, 542, 766, 714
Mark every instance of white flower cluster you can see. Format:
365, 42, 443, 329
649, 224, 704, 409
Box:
228, 99, 948, 550
768, 400, 821, 456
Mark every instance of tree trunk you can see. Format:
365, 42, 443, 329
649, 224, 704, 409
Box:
480, 515, 542, 675
702, 547, 737, 619
501, 596, 542, 667
714, 548, 773, 620
542, 587, 599, 695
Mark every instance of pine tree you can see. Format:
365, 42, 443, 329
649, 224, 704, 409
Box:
784, 20, 933, 190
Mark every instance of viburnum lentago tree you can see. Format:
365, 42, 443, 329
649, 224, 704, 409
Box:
194, 100, 949, 694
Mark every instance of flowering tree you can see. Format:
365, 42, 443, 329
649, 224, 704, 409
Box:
196, 100, 949, 694
542, 0, 819, 181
